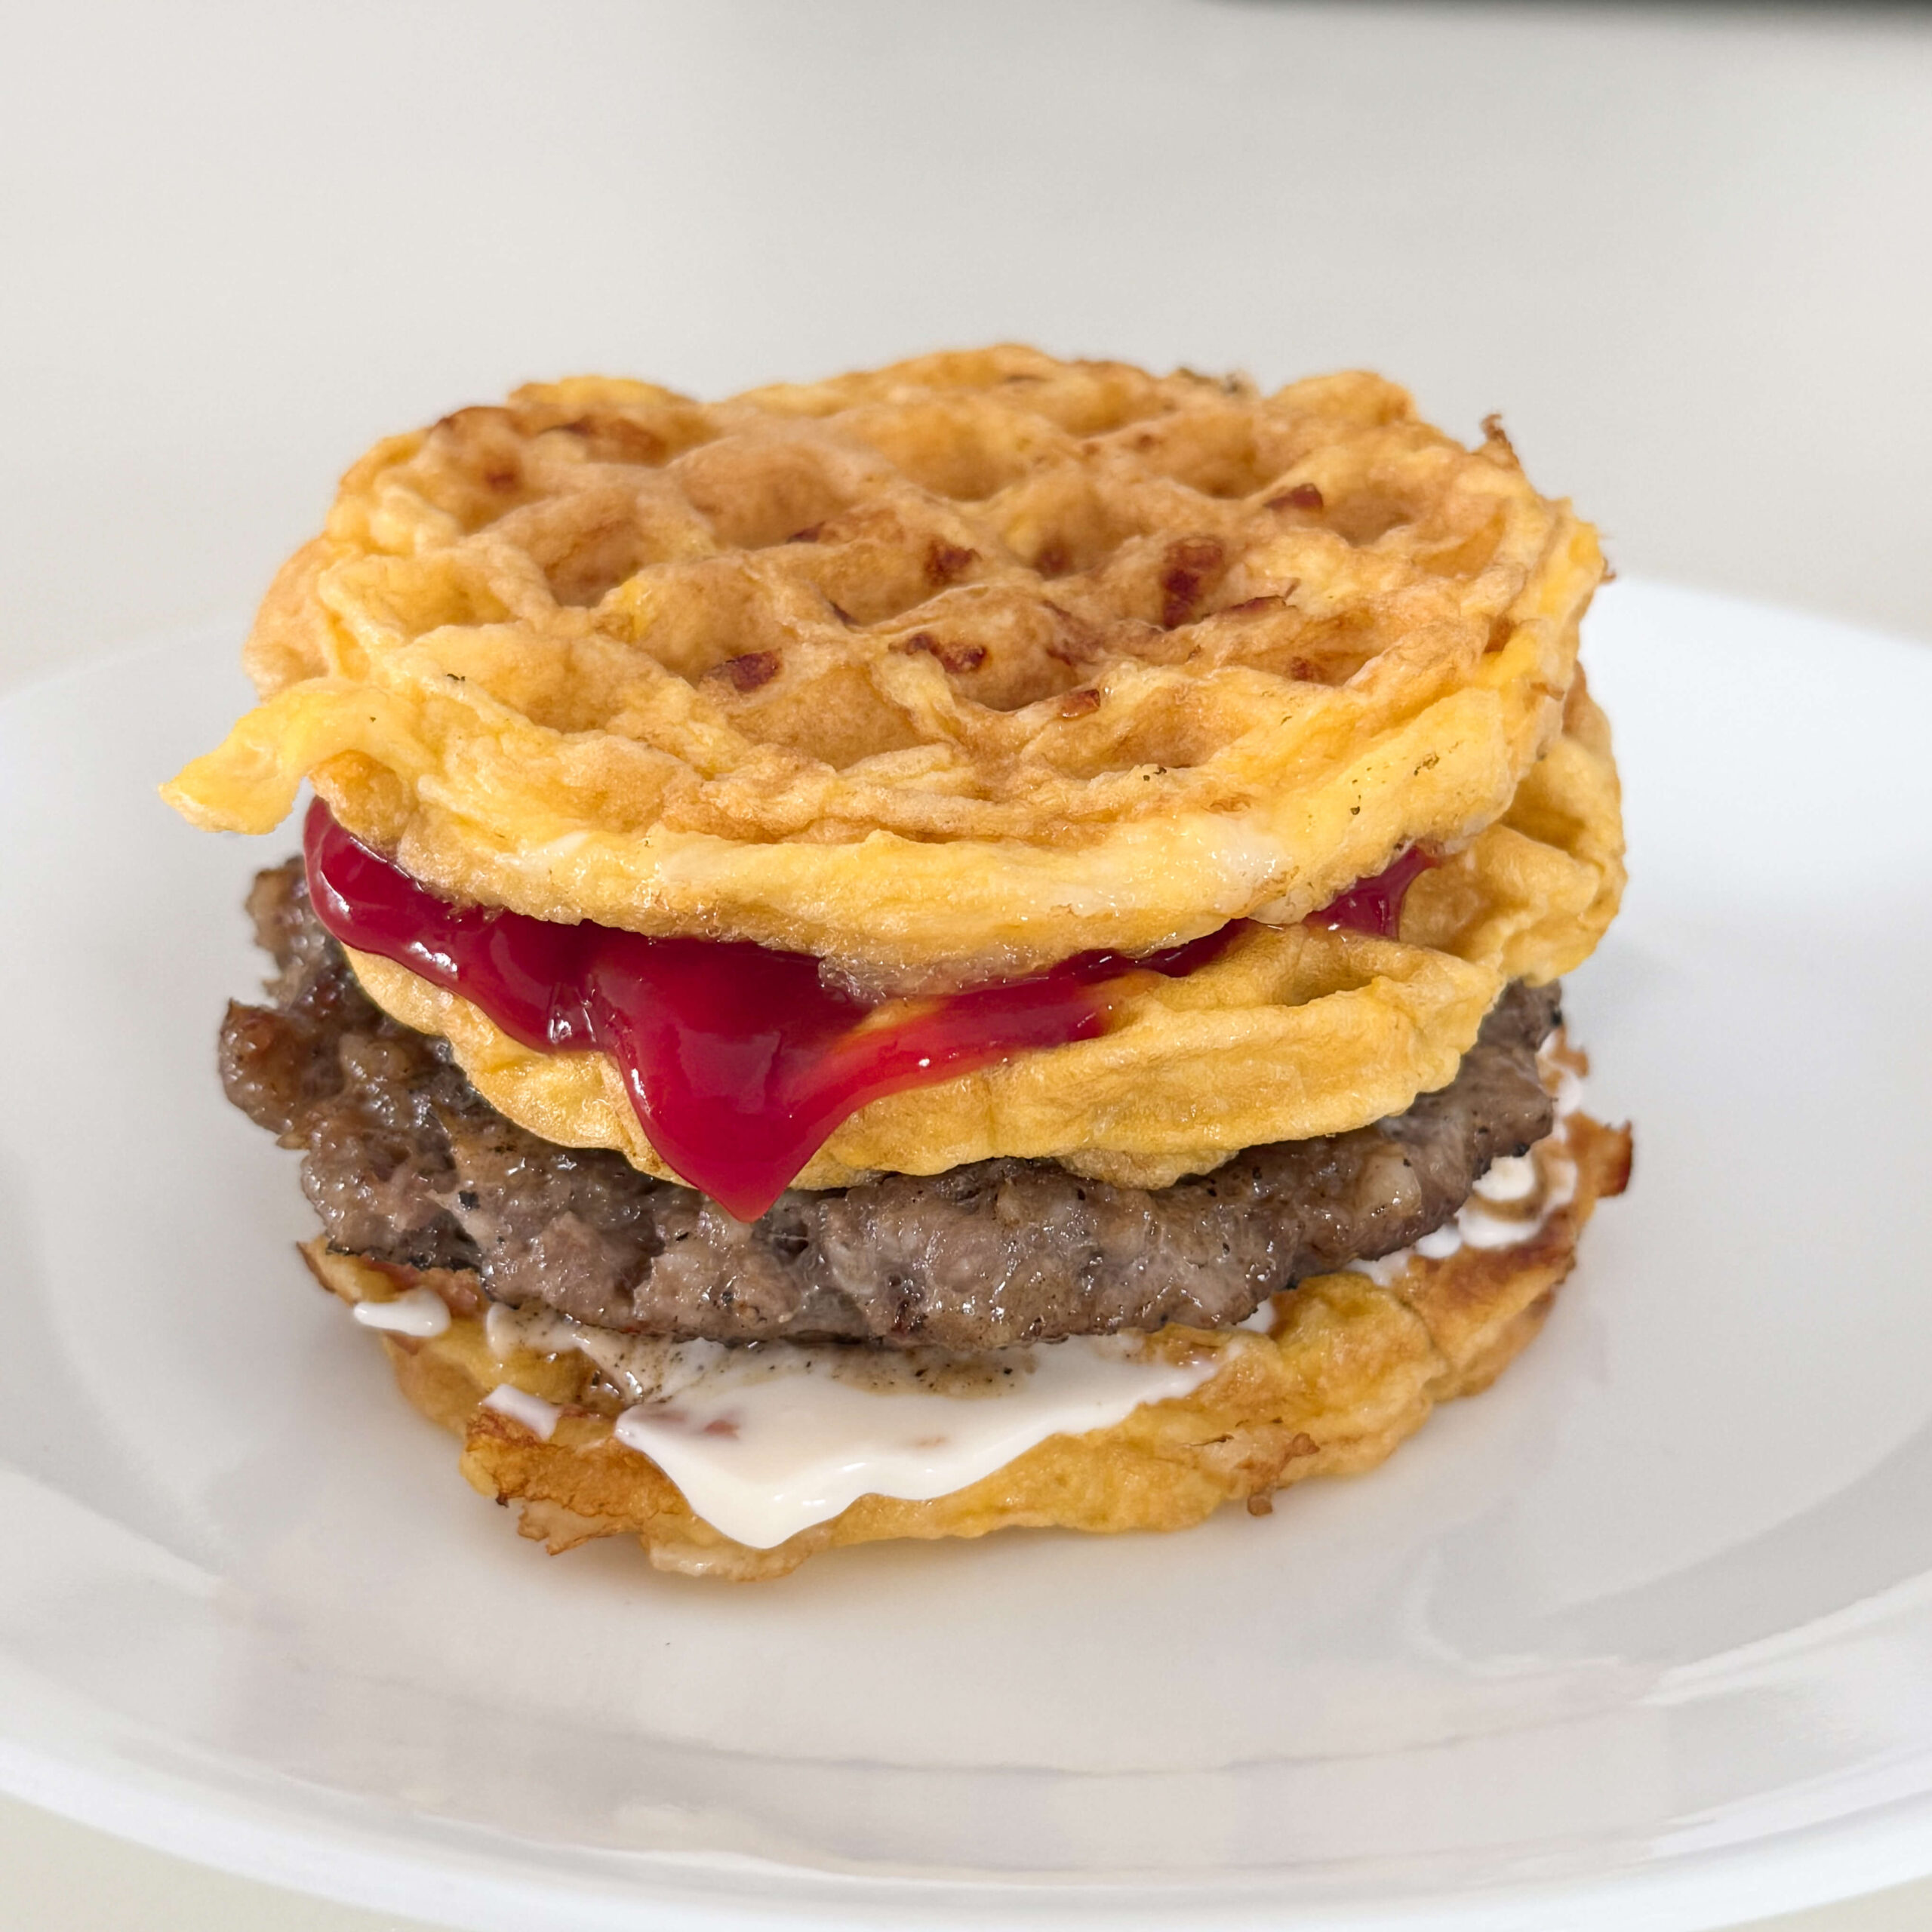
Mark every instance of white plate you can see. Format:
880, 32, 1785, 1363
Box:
2, 581, 1929, 1932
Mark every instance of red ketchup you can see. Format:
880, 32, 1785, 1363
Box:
303, 803, 1430, 1220
1303, 844, 1434, 939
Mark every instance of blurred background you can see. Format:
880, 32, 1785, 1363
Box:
2, 0, 1929, 703
2, 2, 1929, 1927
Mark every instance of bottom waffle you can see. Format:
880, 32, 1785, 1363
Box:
303, 1112, 1629, 1581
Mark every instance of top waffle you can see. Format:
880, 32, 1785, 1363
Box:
165, 347, 1603, 979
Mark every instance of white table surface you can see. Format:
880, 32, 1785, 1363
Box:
2, 2, 1928, 1925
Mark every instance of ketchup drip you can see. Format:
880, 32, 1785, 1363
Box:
302, 804, 1432, 1220
1303, 844, 1434, 939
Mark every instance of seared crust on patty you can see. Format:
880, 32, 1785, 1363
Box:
223, 862, 1560, 1349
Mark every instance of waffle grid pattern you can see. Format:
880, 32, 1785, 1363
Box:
169, 346, 1602, 977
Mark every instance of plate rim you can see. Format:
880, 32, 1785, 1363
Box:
5, 582, 1932, 1932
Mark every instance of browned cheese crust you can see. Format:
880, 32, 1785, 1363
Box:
304, 1111, 1629, 1580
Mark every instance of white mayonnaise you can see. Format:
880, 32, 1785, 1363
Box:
481, 1383, 563, 1441
1545, 1055, 1586, 1122
484, 1298, 527, 1361
1470, 1152, 1538, 1203
1445, 1147, 1578, 1252
612, 1337, 1223, 1549
351, 1287, 451, 1337
480, 1297, 1224, 1549
1358, 1039, 1587, 1285
456, 1030, 1589, 1548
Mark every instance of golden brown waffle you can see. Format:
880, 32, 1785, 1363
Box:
309, 1108, 1630, 1580
165, 346, 1604, 980
345, 685, 1623, 1185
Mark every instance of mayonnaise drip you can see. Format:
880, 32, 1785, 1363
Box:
351, 1286, 451, 1337
481, 1383, 562, 1441
1358, 1038, 1587, 1287
457, 1035, 1589, 1549
613, 1340, 1220, 1549
482, 1300, 1225, 1549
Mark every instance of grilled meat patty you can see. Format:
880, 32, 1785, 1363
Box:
221, 861, 1558, 1349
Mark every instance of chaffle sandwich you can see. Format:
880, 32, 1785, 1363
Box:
165, 346, 1629, 1578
